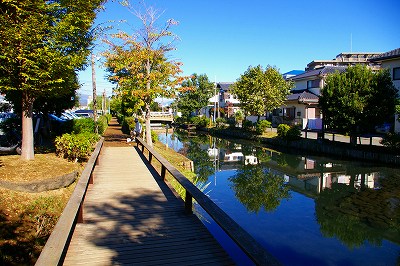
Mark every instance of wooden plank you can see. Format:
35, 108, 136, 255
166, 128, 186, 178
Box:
62, 146, 234, 266
35, 138, 104, 266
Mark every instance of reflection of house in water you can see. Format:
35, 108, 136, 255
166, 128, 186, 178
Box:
264, 154, 379, 196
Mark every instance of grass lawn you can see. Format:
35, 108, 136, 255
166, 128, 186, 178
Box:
0, 153, 82, 265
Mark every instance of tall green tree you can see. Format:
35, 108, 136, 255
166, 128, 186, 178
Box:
177, 73, 214, 119
232, 65, 293, 120
0, 0, 104, 160
104, 2, 183, 146
319, 65, 397, 137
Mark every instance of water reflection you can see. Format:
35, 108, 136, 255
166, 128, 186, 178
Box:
158, 130, 400, 265
229, 164, 290, 213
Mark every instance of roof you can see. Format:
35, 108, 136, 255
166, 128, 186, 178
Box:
217, 82, 234, 91
291, 66, 347, 80
287, 90, 319, 103
283, 70, 305, 76
370, 48, 400, 62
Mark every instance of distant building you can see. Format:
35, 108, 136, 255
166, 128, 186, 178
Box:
306, 52, 382, 71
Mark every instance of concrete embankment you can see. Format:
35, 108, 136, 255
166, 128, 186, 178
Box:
203, 128, 400, 166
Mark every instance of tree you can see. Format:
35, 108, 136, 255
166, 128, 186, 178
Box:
319, 65, 397, 137
232, 65, 293, 120
176, 73, 214, 119
0, 0, 104, 160
103, 2, 184, 146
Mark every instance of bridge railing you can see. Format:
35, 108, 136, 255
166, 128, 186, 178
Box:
135, 137, 281, 266
148, 111, 174, 121
35, 138, 104, 266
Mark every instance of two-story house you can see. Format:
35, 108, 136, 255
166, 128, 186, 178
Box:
274, 66, 347, 129
371, 48, 400, 132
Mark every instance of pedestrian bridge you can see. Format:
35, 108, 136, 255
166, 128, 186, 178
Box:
35, 119, 280, 265
149, 111, 173, 122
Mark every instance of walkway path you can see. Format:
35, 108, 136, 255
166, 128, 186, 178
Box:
62, 119, 234, 265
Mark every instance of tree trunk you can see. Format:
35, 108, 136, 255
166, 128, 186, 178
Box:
21, 91, 35, 160
145, 58, 152, 147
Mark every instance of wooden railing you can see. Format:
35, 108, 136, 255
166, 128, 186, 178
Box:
35, 138, 104, 266
135, 137, 281, 266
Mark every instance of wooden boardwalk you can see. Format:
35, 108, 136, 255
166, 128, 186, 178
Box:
63, 146, 234, 265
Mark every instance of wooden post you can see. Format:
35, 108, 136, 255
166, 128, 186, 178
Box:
185, 190, 193, 214
77, 203, 84, 223
161, 165, 166, 181
149, 153, 152, 163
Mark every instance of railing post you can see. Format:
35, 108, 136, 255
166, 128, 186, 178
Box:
77, 203, 84, 223
149, 153, 152, 163
184, 190, 193, 214
161, 165, 166, 181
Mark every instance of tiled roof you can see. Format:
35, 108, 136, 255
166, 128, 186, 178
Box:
287, 90, 319, 103
217, 82, 234, 91
370, 48, 400, 61
291, 66, 347, 80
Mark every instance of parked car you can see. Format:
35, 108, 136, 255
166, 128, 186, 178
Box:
74, 109, 94, 118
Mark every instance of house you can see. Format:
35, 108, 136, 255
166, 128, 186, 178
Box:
370, 48, 400, 132
217, 82, 240, 118
201, 82, 240, 121
306, 52, 382, 71
274, 66, 347, 129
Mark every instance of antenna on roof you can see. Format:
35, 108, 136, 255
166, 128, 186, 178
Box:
350, 33, 353, 53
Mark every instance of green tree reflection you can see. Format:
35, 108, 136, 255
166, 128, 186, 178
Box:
229, 164, 290, 213
315, 174, 400, 248
186, 142, 215, 183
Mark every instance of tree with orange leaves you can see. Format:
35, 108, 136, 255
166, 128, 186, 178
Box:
103, 1, 184, 146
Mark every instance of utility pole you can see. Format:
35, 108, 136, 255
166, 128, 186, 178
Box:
91, 53, 98, 133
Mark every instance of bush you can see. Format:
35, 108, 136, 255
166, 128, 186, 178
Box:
255, 120, 272, 135
287, 125, 301, 140
381, 132, 400, 150
96, 116, 108, 135
242, 119, 254, 131
277, 124, 301, 140
215, 117, 227, 129
190, 116, 208, 128
55, 132, 100, 162
151, 130, 158, 143
72, 118, 95, 134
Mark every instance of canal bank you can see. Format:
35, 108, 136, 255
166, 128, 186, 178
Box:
200, 128, 400, 166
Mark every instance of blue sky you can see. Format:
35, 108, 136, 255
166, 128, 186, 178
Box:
78, 0, 400, 98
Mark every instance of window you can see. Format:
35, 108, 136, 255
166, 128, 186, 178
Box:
393, 67, 400, 80
307, 79, 320, 89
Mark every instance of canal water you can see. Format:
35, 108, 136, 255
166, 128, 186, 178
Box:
158, 130, 400, 266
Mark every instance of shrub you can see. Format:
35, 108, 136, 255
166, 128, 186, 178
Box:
277, 124, 290, 138
381, 132, 400, 150
151, 130, 158, 143
121, 116, 135, 134
97, 116, 108, 135
242, 119, 254, 131
215, 117, 227, 129
255, 120, 272, 135
72, 118, 95, 134
55, 132, 100, 162
287, 125, 301, 140
277, 124, 301, 140
227, 117, 236, 128
190, 116, 208, 128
